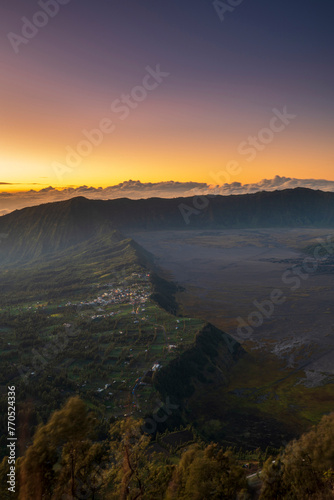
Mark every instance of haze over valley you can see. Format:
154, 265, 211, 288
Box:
130, 228, 334, 388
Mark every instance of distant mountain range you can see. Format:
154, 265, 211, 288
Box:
1, 188, 334, 265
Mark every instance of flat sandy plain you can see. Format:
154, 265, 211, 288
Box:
130, 229, 334, 388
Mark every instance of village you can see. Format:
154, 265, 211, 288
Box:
64, 272, 152, 320
6, 269, 202, 421
60, 271, 179, 416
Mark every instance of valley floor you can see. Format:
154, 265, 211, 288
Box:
128, 228, 334, 438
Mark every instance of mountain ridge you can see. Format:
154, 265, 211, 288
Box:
2, 188, 334, 265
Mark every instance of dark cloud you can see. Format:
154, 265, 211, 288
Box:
1, 177, 334, 215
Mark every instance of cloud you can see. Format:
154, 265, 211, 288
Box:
1, 177, 334, 215
208, 176, 334, 195
0, 182, 42, 185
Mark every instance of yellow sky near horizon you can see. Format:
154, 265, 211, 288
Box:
2, 129, 333, 193
2, 41, 333, 193
1, 43, 333, 194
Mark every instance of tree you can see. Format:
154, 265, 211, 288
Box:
53, 441, 107, 500
104, 418, 151, 499
260, 412, 334, 499
19, 396, 94, 499
166, 443, 247, 499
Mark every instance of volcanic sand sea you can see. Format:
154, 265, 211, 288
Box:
129, 228, 334, 387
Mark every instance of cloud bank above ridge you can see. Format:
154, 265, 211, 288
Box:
1, 176, 334, 215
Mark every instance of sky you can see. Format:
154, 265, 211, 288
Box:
1, 0, 334, 212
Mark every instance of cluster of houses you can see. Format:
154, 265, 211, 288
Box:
65, 272, 185, 413
65, 273, 151, 313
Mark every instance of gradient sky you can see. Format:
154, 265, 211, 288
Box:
1, 0, 334, 193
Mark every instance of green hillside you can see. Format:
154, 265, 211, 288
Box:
0, 229, 242, 465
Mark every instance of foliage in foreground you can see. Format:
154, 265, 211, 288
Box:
0, 397, 248, 499
1, 396, 334, 499
260, 412, 334, 499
